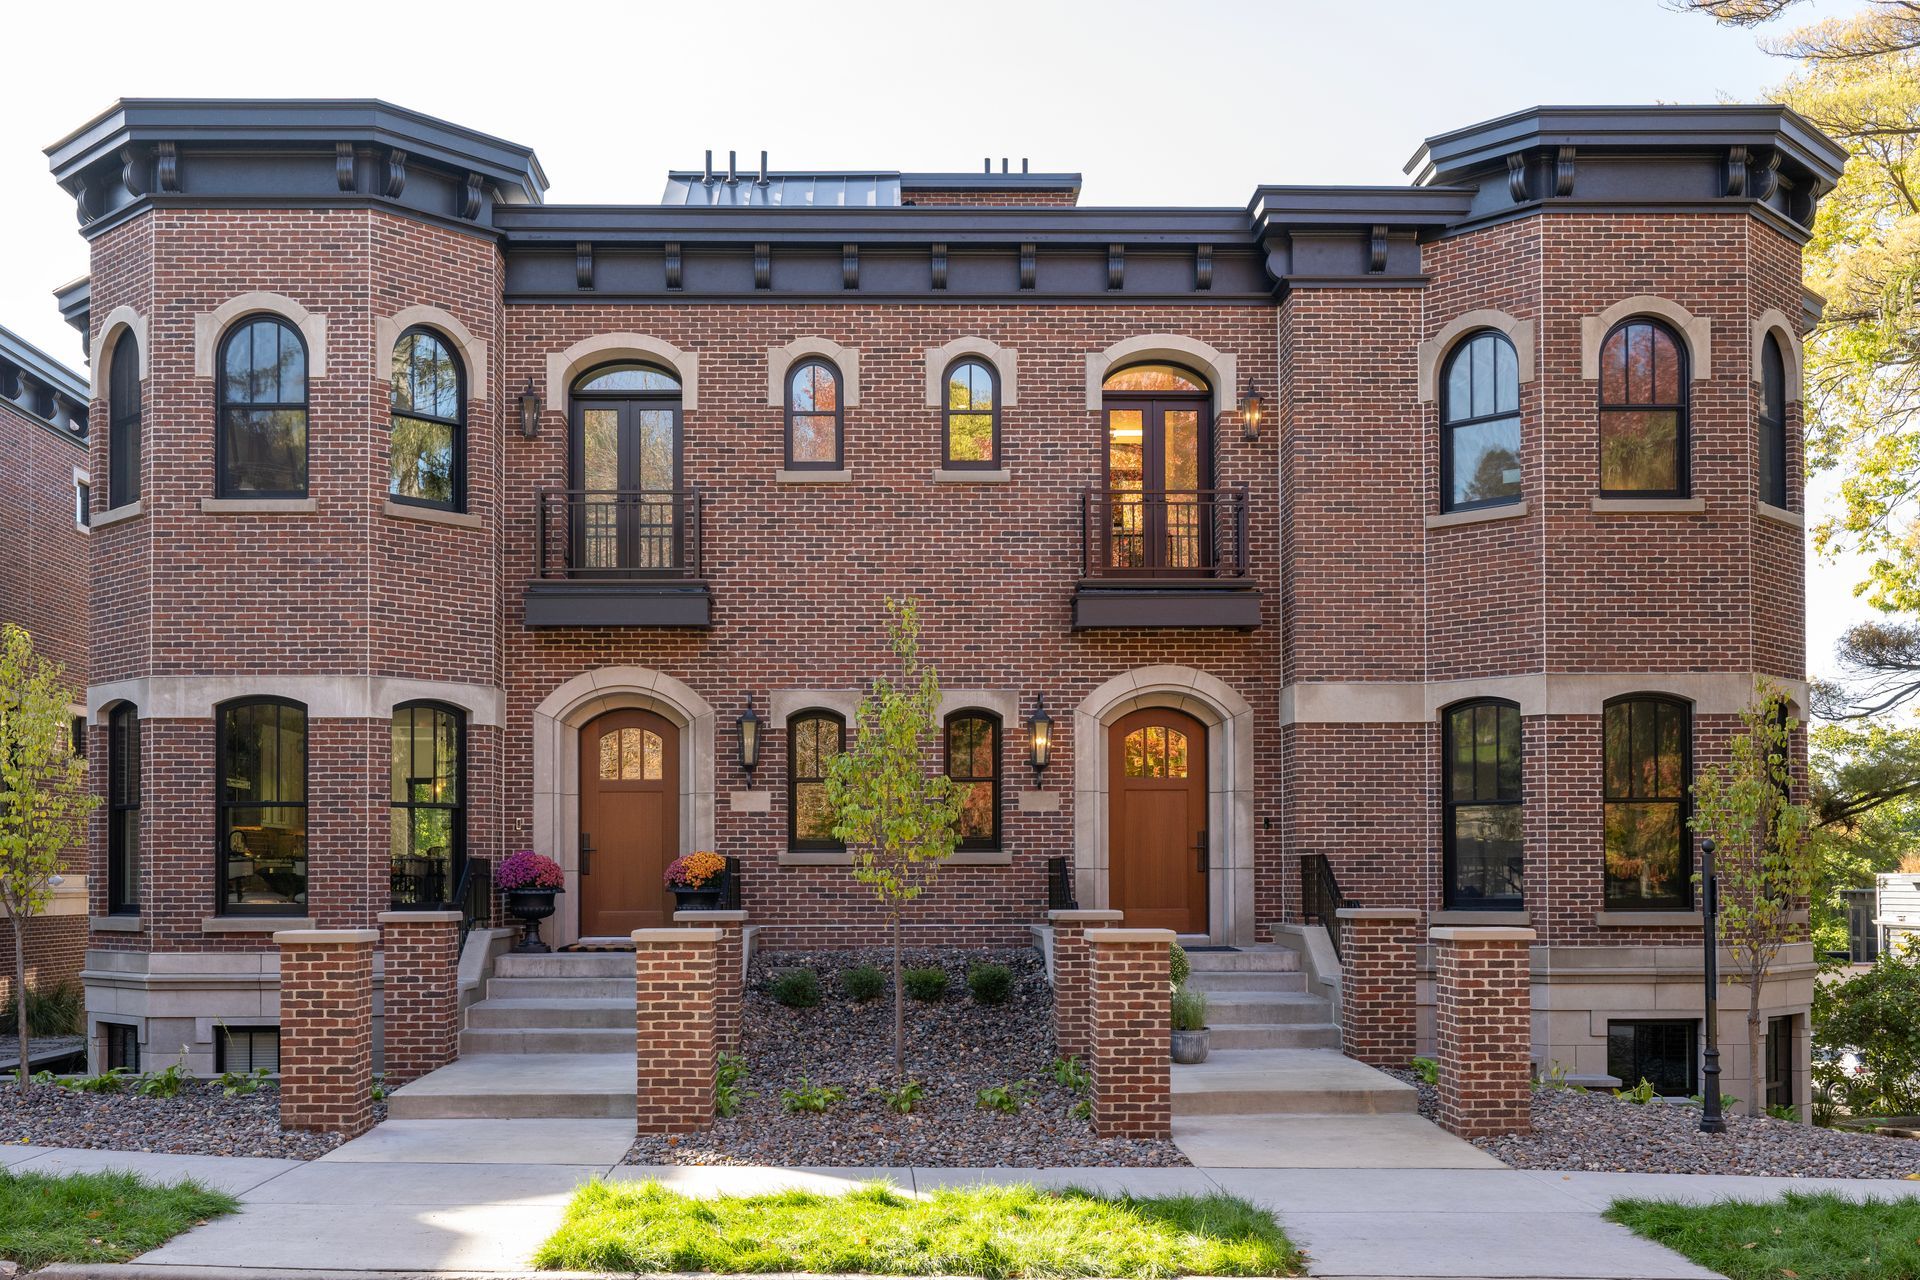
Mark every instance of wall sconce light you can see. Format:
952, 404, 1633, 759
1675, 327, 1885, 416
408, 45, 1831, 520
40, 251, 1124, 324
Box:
737, 693, 763, 786
1028, 694, 1053, 785
1240, 378, 1264, 442
518, 377, 544, 440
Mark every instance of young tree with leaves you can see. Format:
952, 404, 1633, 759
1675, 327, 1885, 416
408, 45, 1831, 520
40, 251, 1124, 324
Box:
1691, 684, 1818, 1117
825, 598, 965, 1079
0, 623, 96, 1087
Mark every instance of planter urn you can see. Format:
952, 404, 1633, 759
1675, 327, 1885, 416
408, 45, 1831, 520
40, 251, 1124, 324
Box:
671, 886, 723, 912
1171, 1028, 1212, 1065
506, 887, 561, 952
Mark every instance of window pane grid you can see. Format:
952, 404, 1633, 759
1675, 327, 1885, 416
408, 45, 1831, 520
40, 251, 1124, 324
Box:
219, 700, 307, 915
108, 708, 140, 914
1440, 332, 1522, 512
1443, 701, 1523, 908
946, 713, 1000, 849
390, 705, 463, 909
1603, 697, 1691, 909
789, 713, 844, 850
1598, 320, 1687, 496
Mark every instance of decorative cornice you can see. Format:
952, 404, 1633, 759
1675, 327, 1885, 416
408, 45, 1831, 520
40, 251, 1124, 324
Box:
842, 243, 858, 290
575, 241, 593, 290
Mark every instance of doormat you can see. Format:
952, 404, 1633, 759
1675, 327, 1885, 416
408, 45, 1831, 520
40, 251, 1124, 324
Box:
1181, 946, 1238, 952
559, 940, 636, 952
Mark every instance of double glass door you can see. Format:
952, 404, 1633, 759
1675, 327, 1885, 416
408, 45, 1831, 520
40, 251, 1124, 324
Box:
573, 397, 681, 573
1104, 395, 1210, 573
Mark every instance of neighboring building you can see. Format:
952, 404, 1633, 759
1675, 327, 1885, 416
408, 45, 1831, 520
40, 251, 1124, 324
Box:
1875, 871, 1920, 956
0, 322, 92, 1010
43, 99, 1838, 1110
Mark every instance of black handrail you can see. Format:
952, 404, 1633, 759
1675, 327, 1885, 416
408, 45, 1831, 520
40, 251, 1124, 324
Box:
536, 488, 703, 579
451, 856, 493, 950
1301, 853, 1350, 962
719, 855, 743, 911
1080, 486, 1250, 579
1046, 856, 1078, 911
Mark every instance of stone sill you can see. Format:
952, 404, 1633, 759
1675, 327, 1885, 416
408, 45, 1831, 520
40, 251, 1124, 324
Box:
1590, 497, 1706, 515
91, 500, 143, 529
931, 467, 1011, 484
1430, 909, 1530, 926
775, 468, 853, 484
202, 915, 315, 933
90, 915, 142, 933
778, 849, 1012, 867
1424, 500, 1527, 530
1757, 501, 1804, 529
200, 497, 318, 515
383, 499, 482, 530
1594, 910, 1703, 927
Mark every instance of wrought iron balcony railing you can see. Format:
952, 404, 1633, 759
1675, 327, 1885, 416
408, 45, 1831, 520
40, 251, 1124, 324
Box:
1080, 486, 1250, 580
535, 488, 703, 579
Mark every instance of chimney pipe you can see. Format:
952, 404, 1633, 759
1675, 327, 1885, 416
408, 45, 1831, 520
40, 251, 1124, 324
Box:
703, 150, 714, 185
1022, 158, 1029, 173
1001, 157, 1009, 173
758, 150, 769, 186
983, 158, 991, 174
726, 151, 738, 185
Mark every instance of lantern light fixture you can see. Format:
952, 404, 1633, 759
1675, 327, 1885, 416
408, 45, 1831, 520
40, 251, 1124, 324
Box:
737, 693, 763, 785
1240, 377, 1264, 442
518, 377, 544, 440
1028, 694, 1053, 784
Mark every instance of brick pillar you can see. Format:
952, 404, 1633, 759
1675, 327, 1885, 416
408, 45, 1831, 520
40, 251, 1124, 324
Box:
274, 929, 377, 1138
377, 910, 463, 1085
1087, 927, 1173, 1140
674, 909, 747, 1054
1336, 907, 1419, 1069
1430, 925, 1536, 1139
633, 927, 718, 1133
1048, 908, 1123, 1061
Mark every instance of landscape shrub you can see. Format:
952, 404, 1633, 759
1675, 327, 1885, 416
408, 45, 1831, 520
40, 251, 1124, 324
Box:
903, 966, 949, 1002
0, 981, 84, 1038
1169, 942, 1191, 988
965, 963, 1013, 1005
1814, 947, 1920, 1116
840, 965, 886, 1003
770, 969, 823, 1009
1171, 987, 1209, 1032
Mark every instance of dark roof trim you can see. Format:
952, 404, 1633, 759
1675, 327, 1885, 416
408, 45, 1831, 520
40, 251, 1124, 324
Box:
0, 323, 87, 402
52, 276, 90, 338
1249, 185, 1476, 233
495, 205, 1251, 246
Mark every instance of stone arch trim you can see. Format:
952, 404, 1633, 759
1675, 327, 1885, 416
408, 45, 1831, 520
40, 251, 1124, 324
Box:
192, 292, 328, 379
90, 305, 148, 399
376, 305, 490, 400
1578, 295, 1711, 382
767, 336, 861, 408
1073, 665, 1255, 944
1751, 308, 1804, 403
1082, 334, 1239, 412
924, 336, 1019, 407
531, 667, 716, 945
1415, 308, 1536, 403
546, 333, 700, 411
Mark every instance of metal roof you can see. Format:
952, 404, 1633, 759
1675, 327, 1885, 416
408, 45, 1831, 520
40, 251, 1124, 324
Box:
662, 172, 903, 208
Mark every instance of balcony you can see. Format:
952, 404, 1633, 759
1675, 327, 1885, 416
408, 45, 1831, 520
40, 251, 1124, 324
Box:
1074, 487, 1261, 630
522, 489, 712, 628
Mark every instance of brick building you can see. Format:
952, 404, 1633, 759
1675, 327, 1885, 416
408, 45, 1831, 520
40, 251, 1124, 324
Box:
0, 323, 92, 1010
42, 99, 1839, 1109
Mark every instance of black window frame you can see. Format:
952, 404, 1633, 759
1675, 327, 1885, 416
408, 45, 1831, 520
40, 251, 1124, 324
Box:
107, 704, 141, 916
787, 709, 846, 852
215, 315, 310, 499
945, 710, 1002, 851
214, 1024, 281, 1075
1602, 693, 1694, 911
388, 326, 466, 513
1597, 317, 1690, 498
389, 701, 466, 909
74, 477, 89, 528
108, 332, 141, 508
215, 695, 308, 917
1765, 1013, 1796, 1110
783, 358, 844, 470
942, 358, 1001, 469
102, 1021, 140, 1072
1441, 698, 1524, 910
1438, 330, 1523, 513
1607, 1019, 1698, 1096
1759, 332, 1788, 510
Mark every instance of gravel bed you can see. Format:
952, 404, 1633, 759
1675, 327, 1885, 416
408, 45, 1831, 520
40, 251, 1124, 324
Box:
0, 1081, 385, 1160
1389, 1069, 1920, 1177
625, 946, 1187, 1168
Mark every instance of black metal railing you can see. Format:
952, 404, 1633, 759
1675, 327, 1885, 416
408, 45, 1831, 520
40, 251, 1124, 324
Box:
1301, 853, 1350, 962
1046, 856, 1079, 911
719, 855, 743, 911
451, 856, 493, 948
389, 857, 453, 912
536, 488, 703, 579
1080, 487, 1250, 579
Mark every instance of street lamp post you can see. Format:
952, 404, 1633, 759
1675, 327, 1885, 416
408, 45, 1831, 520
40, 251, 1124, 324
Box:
1700, 836, 1725, 1135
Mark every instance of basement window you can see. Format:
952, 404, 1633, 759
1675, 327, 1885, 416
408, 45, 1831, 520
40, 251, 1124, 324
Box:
1606, 1019, 1697, 1096
102, 1022, 140, 1072
215, 1026, 280, 1075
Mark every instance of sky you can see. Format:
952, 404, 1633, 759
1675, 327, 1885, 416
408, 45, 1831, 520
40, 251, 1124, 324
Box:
0, 0, 1865, 681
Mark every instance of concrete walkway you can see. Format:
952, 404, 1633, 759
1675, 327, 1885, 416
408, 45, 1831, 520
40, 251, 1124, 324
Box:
12, 1122, 1920, 1279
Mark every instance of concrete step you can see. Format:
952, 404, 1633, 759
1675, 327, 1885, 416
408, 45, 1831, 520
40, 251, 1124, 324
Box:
493, 952, 634, 979
1184, 970, 1307, 994
1200, 992, 1333, 1025
459, 1026, 634, 1055
1184, 946, 1299, 973
387, 1052, 635, 1120
486, 975, 635, 1000
1170, 1048, 1417, 1117
1208, 1022, 1342, 1050
464, 998, 632, 1030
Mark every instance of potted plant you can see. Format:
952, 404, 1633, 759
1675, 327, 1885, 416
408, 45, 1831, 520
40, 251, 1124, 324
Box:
1171, 986, 1211, 1064
664, 850, 728, 911
497, 850, 565, 952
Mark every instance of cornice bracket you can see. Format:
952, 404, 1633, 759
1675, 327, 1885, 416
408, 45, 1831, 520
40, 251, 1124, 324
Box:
1368, 226, 1388, 274
1107, 243, 1125, 291
1755, 148, 1782, 202
753, 242, 771, 290
1554, 146, 1576, 198
1726, 145, 1750, 198
665, 242, 683, 291
155, 142, 180, 194
1019, 243, 1036, 290
931, 242, 948, 290
1505, 152, 1528, 203
1195, 244, 1213, 291
335, 143, 357, 194
118, 146, 146, 200
459, 172, 484, 220
384, 149, 408, 199
575, 242, 594, 290
842, 243, 859, 290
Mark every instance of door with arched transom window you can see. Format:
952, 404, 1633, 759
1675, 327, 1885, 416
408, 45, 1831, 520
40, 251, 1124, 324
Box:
578, 708, 679, 935
1109, 708, 1208, 933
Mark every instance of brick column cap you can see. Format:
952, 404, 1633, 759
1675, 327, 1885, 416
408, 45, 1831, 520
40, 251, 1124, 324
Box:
632, 927, 722, 945
274, 929, 379, 945
1048, 909, 1125, 923
1087, 927, 1177, 945
377, 910, 463, 924
1430, 926, 1537, 943
672, 910, 748, 923
1336, 907, 1420, 921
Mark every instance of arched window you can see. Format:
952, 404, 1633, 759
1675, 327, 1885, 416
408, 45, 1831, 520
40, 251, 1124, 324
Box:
946, 711, 1001, 850
217, 697, 307, 915
1442, 699, 1523, 909
785, 359, 843, 469
107, 704, 141, 915
1603, 695, 1692, 909
788, 711, 845, 850
1439, 331, 1521, 511
107, 333, 141, 508
1598, 318, 1688, 496
390, 702, 464, 908
1759, 333, 1788, 509
217, 316, 308, 497
390, 328, 464, 511
943, 359, 999, 468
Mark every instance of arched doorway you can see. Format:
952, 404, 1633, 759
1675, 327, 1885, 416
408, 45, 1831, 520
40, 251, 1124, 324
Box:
1100, 362, 1214, 574
578, 707, 680, 935
569, 362, 685, 574
1108, 706, 1209, 933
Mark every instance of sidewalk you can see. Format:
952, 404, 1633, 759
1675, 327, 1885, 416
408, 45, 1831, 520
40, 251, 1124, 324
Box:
12, 1120, 1920, 1279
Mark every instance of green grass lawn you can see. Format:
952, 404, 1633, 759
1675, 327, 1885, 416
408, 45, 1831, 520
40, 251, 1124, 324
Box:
1607, 1192, 1920, 1280
0, 1166, 237, 1270
534, 1179, 1303, 1278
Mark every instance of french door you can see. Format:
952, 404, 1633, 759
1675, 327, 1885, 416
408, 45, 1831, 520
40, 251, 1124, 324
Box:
1103, 394, 1212, 574
571, 397, 682, 573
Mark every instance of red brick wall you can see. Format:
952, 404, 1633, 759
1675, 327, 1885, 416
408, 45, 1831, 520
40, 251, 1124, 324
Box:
1432, 928, 1533, 1138
0, 916, 86, 1009
899, 189, 1079, 208
378, 912, 461, 1084
1338, 909, 1418, 1068
634, 931, 716, 1132
1087, 931, 1171, 1139
277, 932, 376, 1137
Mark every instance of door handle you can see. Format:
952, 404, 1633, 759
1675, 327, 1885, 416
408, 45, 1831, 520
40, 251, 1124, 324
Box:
1194, 830, 1209, 874
579, 831, 594, 878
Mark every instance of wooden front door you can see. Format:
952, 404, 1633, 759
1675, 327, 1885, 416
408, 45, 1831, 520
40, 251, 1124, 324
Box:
578, 709, 679, 936
1109, 708, 1208, 933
